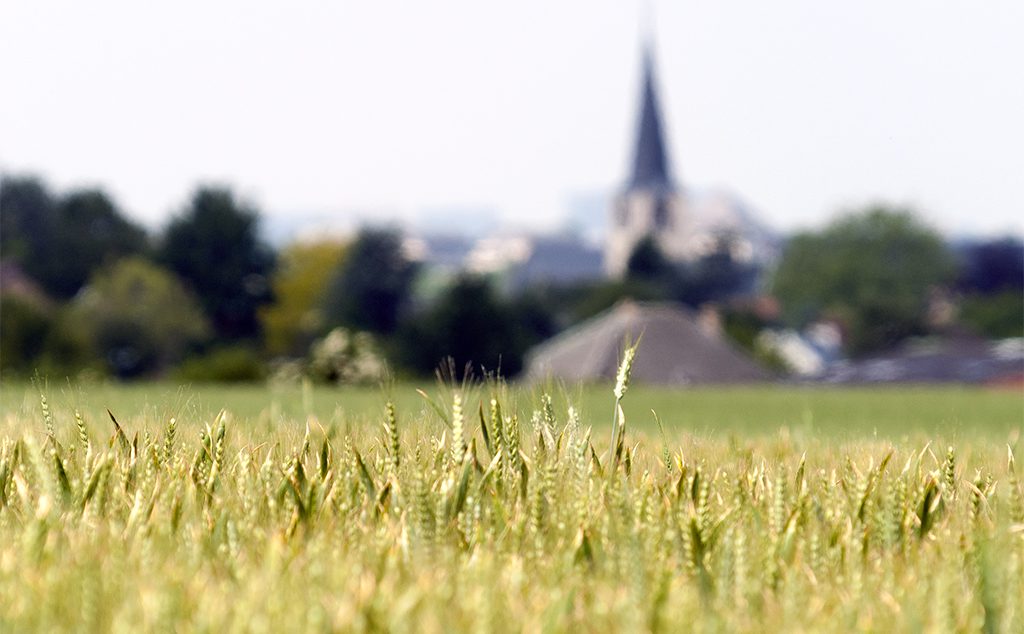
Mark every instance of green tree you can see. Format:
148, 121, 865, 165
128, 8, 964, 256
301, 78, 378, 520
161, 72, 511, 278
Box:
69, 257, 210, 377
159, 187, 275, 341
323, 228, 415, 335
1, 176, 148, 298
960, 291, 1023, 339
260, 240, 348, 356
772, 206, 955, 355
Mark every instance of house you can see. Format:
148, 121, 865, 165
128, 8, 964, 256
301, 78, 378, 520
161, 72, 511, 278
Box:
524, 300, 769, 385
816, 336, 1024, 385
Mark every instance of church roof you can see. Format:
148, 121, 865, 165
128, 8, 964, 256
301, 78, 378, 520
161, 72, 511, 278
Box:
524, 301, 769, 385
628, 48, 675, 192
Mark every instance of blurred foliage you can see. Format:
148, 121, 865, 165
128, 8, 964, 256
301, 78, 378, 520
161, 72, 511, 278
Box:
394, 275, 554, 378
37, 311, 99, 378
720, 307, 771, 353
715, 307, 790, 374
260, 240, 348, 356
69, 257, 210, 378
322, 228, 416, 335
960, 290, 1023, 339
772, 206, 955, 355
0, 294, 52, 375
1, 176, 149, 299
49, 189, 150, 297
561, 279, 665, 323
624, 234, 758, 308
159, 187, 275, 341
674, 249, 758, 307
625, 235, 674, 284
0, 175, 50, 262
0, 176, 53, 266
173, 346, 266, 383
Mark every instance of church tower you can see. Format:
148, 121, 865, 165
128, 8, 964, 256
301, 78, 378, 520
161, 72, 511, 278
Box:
605, 45, 687, 277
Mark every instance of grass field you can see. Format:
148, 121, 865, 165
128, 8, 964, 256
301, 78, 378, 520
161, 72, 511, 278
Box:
1, 374, 1022, 631
2, 379, 1022, 439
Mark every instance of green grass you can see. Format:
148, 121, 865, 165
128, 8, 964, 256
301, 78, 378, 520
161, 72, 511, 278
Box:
2, 380, 1021, 439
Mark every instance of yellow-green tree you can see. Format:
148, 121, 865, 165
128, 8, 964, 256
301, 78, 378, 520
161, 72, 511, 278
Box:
260, 240, 347, 356
68, 257, 210, 377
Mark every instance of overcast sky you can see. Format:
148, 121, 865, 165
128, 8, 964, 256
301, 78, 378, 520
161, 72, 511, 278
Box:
2, 0, 1022, 238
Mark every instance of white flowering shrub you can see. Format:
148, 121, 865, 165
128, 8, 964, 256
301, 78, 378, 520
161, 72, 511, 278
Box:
308, 327, 387, 384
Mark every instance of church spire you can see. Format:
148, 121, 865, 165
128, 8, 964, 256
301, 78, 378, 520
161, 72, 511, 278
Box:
628, 44, 674, 192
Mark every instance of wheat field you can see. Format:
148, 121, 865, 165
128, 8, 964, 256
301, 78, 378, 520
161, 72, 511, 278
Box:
1, 362, 1023, 631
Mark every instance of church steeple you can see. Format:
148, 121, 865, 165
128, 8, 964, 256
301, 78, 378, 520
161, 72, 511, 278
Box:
606, 37, 686, 277
628, 46, 674, 192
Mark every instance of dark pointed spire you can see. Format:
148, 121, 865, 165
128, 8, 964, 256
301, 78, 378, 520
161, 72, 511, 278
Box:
628, 46, 674, 192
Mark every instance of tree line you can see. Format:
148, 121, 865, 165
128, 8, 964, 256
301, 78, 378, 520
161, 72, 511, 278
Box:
1, 174, 1021, 381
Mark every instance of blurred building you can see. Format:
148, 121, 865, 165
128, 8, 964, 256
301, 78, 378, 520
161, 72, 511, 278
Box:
506, 235, 603, 288
403, 234, 475, 275
405, 231, 603, 291
815, 336, 1024, 385
757, 322, 843, 377
524, 300, 769, 385
407, 40, 780, 288
605, 45, 778, 276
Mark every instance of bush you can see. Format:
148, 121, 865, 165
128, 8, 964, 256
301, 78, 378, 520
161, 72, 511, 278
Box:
173, 346, 266, 383
69, 257, 210, 378
0, 294, 52, 376
960, 290, 1024, 339
308, 327, 387, 385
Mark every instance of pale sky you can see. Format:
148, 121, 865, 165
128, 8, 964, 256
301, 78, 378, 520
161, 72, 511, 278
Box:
2, 0, 1022, 239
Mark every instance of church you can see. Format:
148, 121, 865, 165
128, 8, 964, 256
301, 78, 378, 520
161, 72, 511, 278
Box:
605, 45, 777, 277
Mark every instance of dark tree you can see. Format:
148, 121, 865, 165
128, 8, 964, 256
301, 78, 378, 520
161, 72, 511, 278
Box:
159, 187, 275, 341
673, 248, 758, 308
0, 295, 52, 376
0, 176, 56, 267
394, 275, 545, 377
50, 190, 150, 297
1, 177, 146, 298
322, 228, 416, 335
624, 234, 757, 308
625, 235, 674, 284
